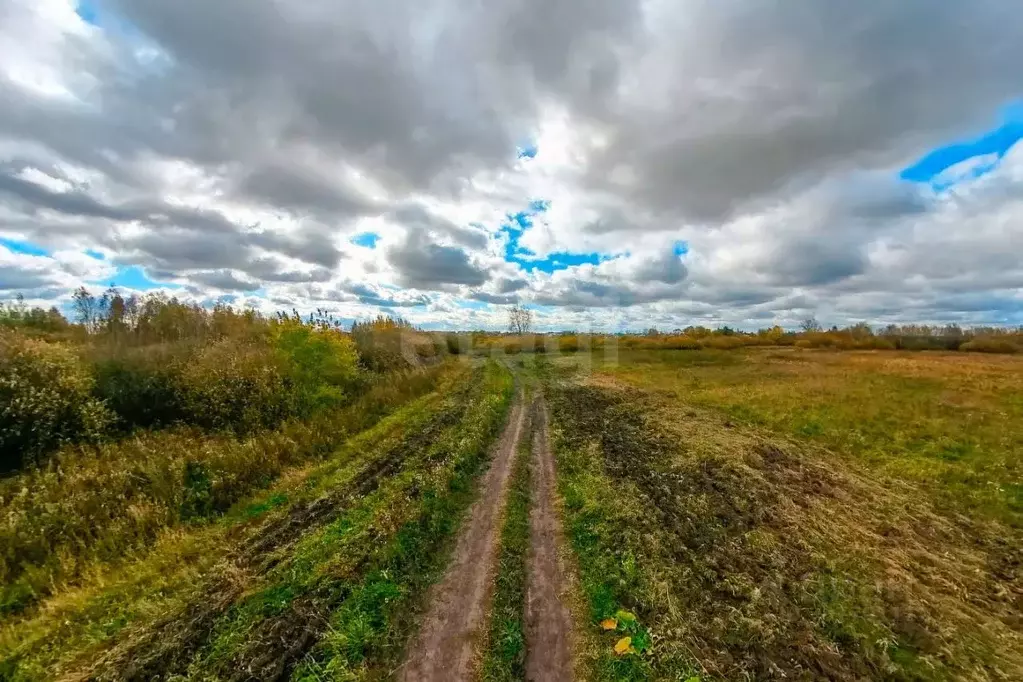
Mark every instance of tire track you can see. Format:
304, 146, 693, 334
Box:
400, 388, 527, 682
524, 393, 575, 682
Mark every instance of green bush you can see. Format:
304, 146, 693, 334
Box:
271, 320, 361, 414
91, 351, 186, 431
173, 339, 296, 433
0, 333, 111, 471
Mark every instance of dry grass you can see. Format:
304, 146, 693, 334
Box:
589, 348, 1023, 527
543, 351, 1023, 680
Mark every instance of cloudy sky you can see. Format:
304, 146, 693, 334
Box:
2, 0, 1023, 331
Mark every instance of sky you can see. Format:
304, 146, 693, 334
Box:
1, 0, 1023, 331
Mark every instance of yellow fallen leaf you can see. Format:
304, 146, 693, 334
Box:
600, 618, 618, 631
614, 636, 633, 656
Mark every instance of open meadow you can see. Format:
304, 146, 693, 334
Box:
545, 348, 1023, 680
1, 305, 1021, 681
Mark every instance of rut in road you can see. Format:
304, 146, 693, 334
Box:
524, 393, 575, 682
400, 389, 527, 682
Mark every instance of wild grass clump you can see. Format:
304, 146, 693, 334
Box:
599, 348, 1023, 527
352, 316, 444, 372
0, 333, 111, 472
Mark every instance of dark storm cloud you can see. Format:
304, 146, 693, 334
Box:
496, 278, 529, 294
577, 1, 1023, 222
2, 0, 1023, 327
0, 267, 52, 292
236, 163, 379, 219
0, 167, 135, 221
244, 258, 334, 283
339, 282, 430, 308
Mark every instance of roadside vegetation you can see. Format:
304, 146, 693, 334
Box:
1, 360, 512, 680
464, 320, 1023, 356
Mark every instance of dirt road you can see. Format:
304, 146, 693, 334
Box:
524, 394, 575, 682
400, 390, 527, 681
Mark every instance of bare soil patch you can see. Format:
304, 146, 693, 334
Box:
400, 392, 526, 682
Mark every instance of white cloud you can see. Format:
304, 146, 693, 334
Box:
0, 0, 1022, 328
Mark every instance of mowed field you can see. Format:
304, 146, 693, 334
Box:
2, 349, 1022, 681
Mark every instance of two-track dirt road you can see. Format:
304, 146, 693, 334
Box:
401, 382, 575, 682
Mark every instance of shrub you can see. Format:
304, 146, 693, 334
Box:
0, 333, 111, 471
0, 362, 453, 613
444, 333, 464, 355
961, 337, 1020, 354
91, 349, 187, 431
352, 316, 440, 372
271, 320, 361, 414
173, 339, 296, 433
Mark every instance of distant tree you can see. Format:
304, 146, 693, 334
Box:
800, 317, 823, 333
103, 287, 128, 337
508, 305, 533, 335
71, 287, 100, 333
848, 322, 873, 339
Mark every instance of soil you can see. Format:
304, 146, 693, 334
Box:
524, 395, 575, 682
400, 391, 527, 682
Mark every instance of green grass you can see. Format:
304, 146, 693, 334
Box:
543, 356, 1023, 680
479, 391, 533, 682
289, 360, 514, 680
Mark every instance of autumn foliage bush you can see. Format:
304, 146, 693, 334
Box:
0, 294, 379, 472
960, 336, 1020, 354
0, 333, 111, 472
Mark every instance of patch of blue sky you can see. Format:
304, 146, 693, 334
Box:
94, 265, 179, 292
0, 238, 48, 257
517, 143, 538, 159
85, 249, 105, 260
901, 102, 1023, 188
501, 199, 619, 274
673, 240, 689, 257
75, 0, 100, 26
516, 252, 607, 273
351, 232, 380, 248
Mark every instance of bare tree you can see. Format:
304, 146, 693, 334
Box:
71, 287, 100, 333
800, 317, 823, 333
508, 304, 533, 335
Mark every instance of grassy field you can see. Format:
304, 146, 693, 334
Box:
2, 346, 1021, 681
593, 348, 1023, 526
544, 348, 1023, 680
